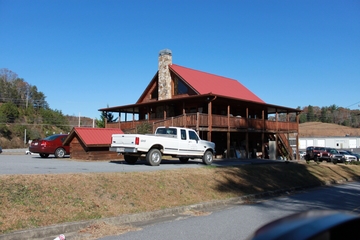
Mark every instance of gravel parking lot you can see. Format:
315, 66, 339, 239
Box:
0, 149, 285, 175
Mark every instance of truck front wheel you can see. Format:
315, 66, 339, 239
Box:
146, 149, 162, 166
202, 150, 213, 165
124, 155, 138, 164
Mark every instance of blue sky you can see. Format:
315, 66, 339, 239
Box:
1, 0, 359, 119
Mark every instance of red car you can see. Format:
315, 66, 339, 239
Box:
29, 134, 70, 158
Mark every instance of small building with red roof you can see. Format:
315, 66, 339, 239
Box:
63, 127, 124, 160
100, 49, 301, 160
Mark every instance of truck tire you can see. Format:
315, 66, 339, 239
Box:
124, 155, 138, 164
179, 157, 189, 163
146, 148, 162, 166
202, 150, 213, 165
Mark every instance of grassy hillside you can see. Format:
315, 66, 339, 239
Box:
1, 162, 360, 238
0, 116, 95, 149
299, 122, 360, 137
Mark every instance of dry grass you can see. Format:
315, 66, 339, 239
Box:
1, 162, 360, 236
299, 122, 360, 137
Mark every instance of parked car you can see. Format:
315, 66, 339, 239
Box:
337, 150, 357, 162
340, 150, 360, 161
29, 134, 70, 158
305, 146, 327, 161
293, 150, 306, 159
318, 147, 332, 162
328, 148, 345, 163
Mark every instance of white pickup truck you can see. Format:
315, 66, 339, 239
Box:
109, 126, 216, 166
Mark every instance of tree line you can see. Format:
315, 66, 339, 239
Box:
298, 105, 360, 128
0, 68, 117, 142
0, 68, 71, 140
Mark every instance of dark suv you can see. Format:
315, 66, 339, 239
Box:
305, 146, 327, 161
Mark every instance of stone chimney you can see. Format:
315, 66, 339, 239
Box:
158, 49, 172, 100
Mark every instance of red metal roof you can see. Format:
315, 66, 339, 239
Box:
67, 128, 123, 146
169, 64, 265, 103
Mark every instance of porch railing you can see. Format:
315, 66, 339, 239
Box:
106, 113, 297, 133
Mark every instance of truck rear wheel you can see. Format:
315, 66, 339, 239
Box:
124, 155, 138, 164
146, 149, 162, 166
202, 150, 213, 165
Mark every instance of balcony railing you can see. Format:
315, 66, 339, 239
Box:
106, 113, 297, 133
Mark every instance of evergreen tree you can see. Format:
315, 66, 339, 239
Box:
307, 105, 315, 122
95, 110, 118, 128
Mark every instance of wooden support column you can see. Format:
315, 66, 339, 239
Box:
261, 132, 264, 159
196, 112, 199, 133
246, 108, 249, 126
183, 108, 186, 128
163, 105, 168, 127
227, 105, 230, 159
118, 112, 121, 129
261, 109, 265, 159
245, 107, 249, 158
164, 106, 167, 120
246, 132, 249, 159
132, 108, 135, 131
296, 112, 300, 160
275, 133, 278, 159
207, 101, 212, 141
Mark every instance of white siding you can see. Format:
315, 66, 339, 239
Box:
299, 140, 306, 149
317, 139, 325, 147
349, 139, 357, 148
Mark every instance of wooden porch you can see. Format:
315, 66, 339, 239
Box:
106, 112, 298, 134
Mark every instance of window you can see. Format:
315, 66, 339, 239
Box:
181, 129, 186, 140
189, 131, 199, 141
151, 87, 158, 99
174, 76, 190, 95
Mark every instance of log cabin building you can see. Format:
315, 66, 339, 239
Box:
100, 49, 301, 160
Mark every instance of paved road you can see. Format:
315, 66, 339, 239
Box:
0, 151, 286, 175
99, 181, 360, 240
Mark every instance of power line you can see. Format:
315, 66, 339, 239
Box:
346, 101, 360, 108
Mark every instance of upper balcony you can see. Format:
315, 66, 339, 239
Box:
106, 113, 298, 133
